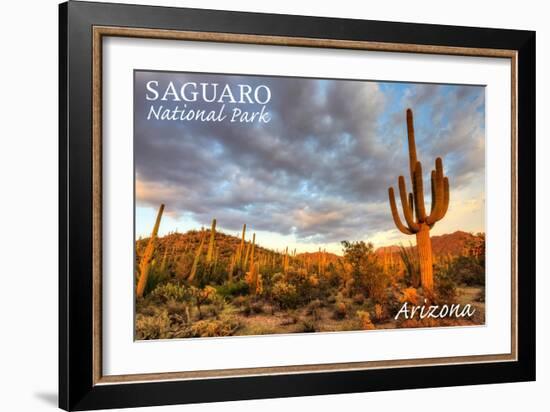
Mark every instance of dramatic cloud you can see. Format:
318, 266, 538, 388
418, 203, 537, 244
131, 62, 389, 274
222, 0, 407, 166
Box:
134, 71, 484, 245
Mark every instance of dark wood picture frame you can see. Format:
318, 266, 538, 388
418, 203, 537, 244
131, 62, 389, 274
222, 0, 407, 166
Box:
59, 1, 535, 410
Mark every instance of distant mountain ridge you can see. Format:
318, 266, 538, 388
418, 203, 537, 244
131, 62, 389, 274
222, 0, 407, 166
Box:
137, 229, 483, 262
375, 230, 483, 258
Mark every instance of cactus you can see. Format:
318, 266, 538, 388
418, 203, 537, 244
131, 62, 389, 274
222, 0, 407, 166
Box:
244, 242, 251, 271
188, 230, 206, 282
245, 233, 262, 295
160, 245, 171, 273
388, 109, 450, 292
283, 246, 289, 274
213, 246, 220, 270
235, 224, 246, 267
228, 253, 236, 281
206, 218, 217, 263
250, 233, 256, 267
136, 204, 165, 298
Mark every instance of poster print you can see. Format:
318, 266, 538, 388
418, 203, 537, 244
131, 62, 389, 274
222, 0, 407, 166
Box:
134, 70, 486, 340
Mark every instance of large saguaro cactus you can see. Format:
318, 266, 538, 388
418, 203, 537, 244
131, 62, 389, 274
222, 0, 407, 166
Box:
136, 203, 165, 298
388, 109, 450, 292
206, 218, 217, 263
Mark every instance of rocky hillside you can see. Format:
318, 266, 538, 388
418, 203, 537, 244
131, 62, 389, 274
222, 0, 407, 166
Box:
375, 231, 484, 258
137, 229, 484, 264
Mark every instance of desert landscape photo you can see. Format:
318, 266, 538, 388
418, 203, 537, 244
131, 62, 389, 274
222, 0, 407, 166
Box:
133, 71, 486, 340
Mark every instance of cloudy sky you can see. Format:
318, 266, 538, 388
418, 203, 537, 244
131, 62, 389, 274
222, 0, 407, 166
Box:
134, 70, 485, 254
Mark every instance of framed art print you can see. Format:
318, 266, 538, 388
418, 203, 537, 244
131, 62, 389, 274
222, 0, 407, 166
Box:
59, 1, 535, 410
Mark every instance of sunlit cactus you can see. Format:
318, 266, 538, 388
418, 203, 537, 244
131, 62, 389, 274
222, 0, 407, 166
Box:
388, 109, 450, 292
188, 230, 206, 282
245, 233, 262, 295
244, 242, 251, 271
283, 246, 289, 274
235, 224, 246, 267
228, 253, 236, 281
136, 204, 164, 298
206, 218, 217, 263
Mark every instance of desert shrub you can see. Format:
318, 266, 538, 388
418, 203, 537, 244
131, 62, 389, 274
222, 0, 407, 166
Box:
271, 281, 300, 309
280, 312, 299, 326
187, 317, 241, 337
299, 320, 318, 333
341, 240, 389, 303
190, 285, 217, 318
367, 271, 390, 304
250, 301, 264, 314
373, 303, 384, 322
150, 282, 188, 303
240, 300, 263, 316
333, 301, 348, 319
396, 317, 439, 329
343, 278, 355, 298
165, 301, 192, 326
137, 303, 156, 317
356, 310, 375, 330
306, 299, 323, 321
270, 272, 285, 285
195, 261, 228, 288
262, 303, 276, 315
165, 300, 188, 316
385, 290, 406, 317
135, 311, 171, 340
476, 287, 485, 303
141, 266, 170, 297
325, 263, 343, 288
352, 293, 365, 305
398, 243, 420, 288
282, 269, 321, 304
434, 270, 457, 303
447, 256, 485, 286
465, 233, 486, 266
241, 305, 252, 317
208, 294, 226, 317
308, 275, 320, 287
216, 280, 249, 298
400, 287, 420, 305
175, 252, 195, 280
232, 295, 249, 307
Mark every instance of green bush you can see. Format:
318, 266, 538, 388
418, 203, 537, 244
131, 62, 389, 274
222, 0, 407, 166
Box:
142, 267, 169, 297
135, 311, 171, 340
216, 280, 249, 298
435, 270, 457, 303
341, 240, 389, 302
299, 320, 318, 333
271, 281, 300, 309
333, 301, 347, 319
306, 299, 323, 321
187, 317, 241, 337
352, 293, 365, 305
398, 243, 420, 287
447, 256, 485, 286
149, 282, 188, 303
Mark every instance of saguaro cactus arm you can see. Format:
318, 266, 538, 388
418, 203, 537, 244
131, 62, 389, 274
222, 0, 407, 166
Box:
388, 187, 413, 235
398, 176, 420, 232
406, 109, 418, 180
412, 161, 427, 222
441, 177, 450, 215
426, 158, 450, 225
